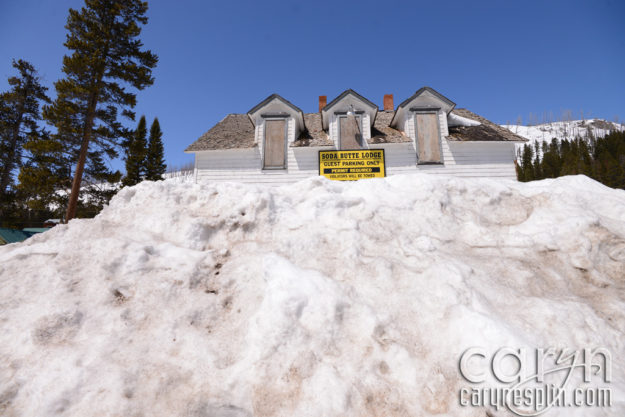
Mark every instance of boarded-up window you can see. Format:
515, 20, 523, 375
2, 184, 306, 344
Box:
415, 113, 442, 164
339, 115, 363, 150
263, 119, 286, 169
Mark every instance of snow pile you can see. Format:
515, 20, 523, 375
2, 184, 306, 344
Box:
1, 174, 625, 416
502, 119, 624, 145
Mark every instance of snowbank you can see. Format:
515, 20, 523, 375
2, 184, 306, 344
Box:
1, 174, 624, 416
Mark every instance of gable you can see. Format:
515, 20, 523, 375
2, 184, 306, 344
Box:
321, 89, 378, 130
247, 94, 304, 132
390, 87, 455, 130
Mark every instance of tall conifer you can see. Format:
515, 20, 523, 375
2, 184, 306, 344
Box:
0, 60, 49, 201
146, 117, 166, 181
45, 0, 157, 221
122, 115, 147, 186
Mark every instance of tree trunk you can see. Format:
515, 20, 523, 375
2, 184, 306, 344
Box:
65, 94, 97, 222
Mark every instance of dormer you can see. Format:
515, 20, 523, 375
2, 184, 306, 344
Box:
390, 87, 455, 164
247, 94, 304, 169
321, 89, 378, 150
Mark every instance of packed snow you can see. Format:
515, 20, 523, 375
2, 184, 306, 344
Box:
1, 174, 624, 416
502, 119, 624, 146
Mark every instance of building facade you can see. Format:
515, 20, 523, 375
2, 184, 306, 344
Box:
185, 87, 527, 185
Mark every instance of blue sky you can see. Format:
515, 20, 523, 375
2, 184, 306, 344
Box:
1, 0, 624, 171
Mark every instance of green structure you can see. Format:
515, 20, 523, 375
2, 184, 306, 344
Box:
0, 228, 45, 245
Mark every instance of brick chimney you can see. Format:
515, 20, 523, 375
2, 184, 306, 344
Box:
318, 95, 327, 112
383, 94, 394, 111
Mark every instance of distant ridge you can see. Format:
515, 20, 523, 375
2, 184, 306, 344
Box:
502, 119, 624, 144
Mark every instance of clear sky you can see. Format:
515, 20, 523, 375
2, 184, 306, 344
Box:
1, 0, 624, 172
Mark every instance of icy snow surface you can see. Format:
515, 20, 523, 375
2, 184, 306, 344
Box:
1, 174, 624, 416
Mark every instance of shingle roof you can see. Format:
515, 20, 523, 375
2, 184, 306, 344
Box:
291, 113, 333, 147
185, 114, 256, 151
370, 110, 411, 144
186, 107, 526, 151
447, 109, 528, 142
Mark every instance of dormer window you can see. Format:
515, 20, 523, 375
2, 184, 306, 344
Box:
390, 87, 455, 165
321, 89, 378, 150
247, 94, 304, 170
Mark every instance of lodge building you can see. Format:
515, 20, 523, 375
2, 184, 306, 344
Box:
185, 87, 527, 185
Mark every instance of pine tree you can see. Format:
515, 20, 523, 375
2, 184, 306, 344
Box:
0, 60, 50, 204
145, 117, 166, 181
518, 144, 535, 181
541, 138, 561, 178
577, 139, 593, 177
122, 115, 147, 186
533, 140, 543, 180
17, 129, 71, 218
44, 0, 158, 221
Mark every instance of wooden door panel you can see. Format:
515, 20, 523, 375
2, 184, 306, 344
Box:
264, 119, 286, 168
416, 113, 442, 163
340, 115, 362, 150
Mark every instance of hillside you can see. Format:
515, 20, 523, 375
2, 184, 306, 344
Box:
502, 119, 624, 145
1, 175, 624, 416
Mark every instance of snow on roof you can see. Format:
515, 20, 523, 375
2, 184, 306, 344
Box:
447, 108, 527, 142
447, 111, 481, 127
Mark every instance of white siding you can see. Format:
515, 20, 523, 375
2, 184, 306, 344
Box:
194, 140, 518, 186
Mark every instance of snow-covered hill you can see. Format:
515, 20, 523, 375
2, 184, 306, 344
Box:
502, 119, 624, 145
1, 175, 624, 416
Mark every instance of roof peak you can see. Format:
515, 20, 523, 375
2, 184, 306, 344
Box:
246, 93, 304, 116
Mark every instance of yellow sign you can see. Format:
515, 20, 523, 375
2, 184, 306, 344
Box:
319, 149, 386, 181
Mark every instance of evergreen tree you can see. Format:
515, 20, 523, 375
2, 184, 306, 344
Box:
593, 131, 625, 188
519, 144, 534, 182
17, 129, 71, 218
540, 138, 561, 178
44, 0, 158, 221
0, 60, 50, 205
145, 117, 166, 181
577, 139, 593, 177
560, 139, 578, 176
122, 115, 147, 186
516, 131, 625, 190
